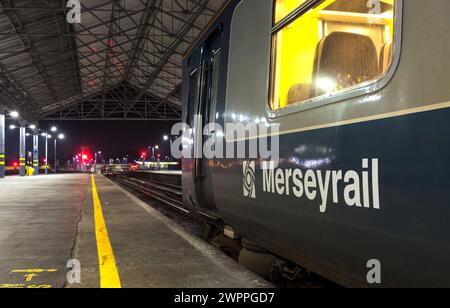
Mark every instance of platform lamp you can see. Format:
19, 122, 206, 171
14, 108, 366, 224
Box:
9, 111, 19, 119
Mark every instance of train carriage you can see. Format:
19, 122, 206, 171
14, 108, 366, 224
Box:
182, 0, 450, 287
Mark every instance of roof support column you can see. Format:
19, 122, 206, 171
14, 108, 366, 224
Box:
33, 134, 39, 175
0, 113, 5, 178
19, 126, 26, 177
45, 133, 48, 175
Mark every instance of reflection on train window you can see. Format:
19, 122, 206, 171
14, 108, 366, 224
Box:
270, 0, 396, 110
187, 68, 199, 126
208, 50, 221, 124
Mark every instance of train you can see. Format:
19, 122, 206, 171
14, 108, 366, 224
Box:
181, 0, 450, 287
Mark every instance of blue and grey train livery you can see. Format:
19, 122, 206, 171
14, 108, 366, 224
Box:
181, 0, 450, 287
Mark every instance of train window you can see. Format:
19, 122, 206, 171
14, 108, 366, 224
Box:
187, 68, 199, 126
274, 0, 309, 24
209, 49, 221, 124
270, 0, 397, 110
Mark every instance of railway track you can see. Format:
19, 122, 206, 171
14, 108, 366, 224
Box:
108, 170, 339, 289
113, 172, 186, 213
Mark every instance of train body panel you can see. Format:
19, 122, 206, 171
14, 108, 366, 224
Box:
182, 0, 450, 287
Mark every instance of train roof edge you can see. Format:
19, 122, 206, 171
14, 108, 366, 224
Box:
183, 0, 240, 59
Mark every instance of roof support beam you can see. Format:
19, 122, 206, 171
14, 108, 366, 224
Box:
129, 0, 212, 111
122, 0, 160, 82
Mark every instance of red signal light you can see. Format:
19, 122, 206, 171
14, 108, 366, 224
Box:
12, 162, 18, 167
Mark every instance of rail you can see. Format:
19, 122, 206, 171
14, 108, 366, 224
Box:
112, 171, 186, 214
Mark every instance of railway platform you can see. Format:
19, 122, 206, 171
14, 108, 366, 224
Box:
0, 174, 270, 288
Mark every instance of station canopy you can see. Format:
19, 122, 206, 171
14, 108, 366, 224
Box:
0, 0, 226, 121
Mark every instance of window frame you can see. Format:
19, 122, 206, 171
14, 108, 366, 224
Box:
187, 67, 200, 126
208, 48, 222, 124
267, 0, 404, 118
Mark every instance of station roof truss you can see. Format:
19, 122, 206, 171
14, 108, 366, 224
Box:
0, 0, 226, 121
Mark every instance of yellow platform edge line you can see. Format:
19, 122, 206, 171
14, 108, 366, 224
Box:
91, 175, 121, 288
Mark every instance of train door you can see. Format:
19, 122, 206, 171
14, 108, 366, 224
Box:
186, 27, 223, 212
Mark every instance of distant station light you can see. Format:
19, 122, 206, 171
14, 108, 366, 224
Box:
29, 124, 36, 130
58, 134, 65, 140
9, 111, 19, 118
9, 125, 16, 130
51, 126, 58, 132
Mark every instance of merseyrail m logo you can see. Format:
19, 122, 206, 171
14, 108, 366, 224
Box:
243, 161, 256, 199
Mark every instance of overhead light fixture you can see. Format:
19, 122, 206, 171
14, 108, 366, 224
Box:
41, 133, 47, 137
50, 126, 57, 132
29, 124, 36, 130
58, 134, 65, 140
9, 125, 16, 130
9, 111, 19, 118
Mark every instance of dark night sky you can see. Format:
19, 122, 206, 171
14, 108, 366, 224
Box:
4, 120, 177, 164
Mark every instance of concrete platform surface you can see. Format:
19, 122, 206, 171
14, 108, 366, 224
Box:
0, 174, 270, 288
0, 174, 89, 288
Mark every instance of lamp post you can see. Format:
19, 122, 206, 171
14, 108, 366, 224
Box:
8, 120, 26, 177
19, 125, 26, 177
47, 126, 58, 174
0, 110, 23, 178
149, 145, 159, 161
45, 133, 51, 175
163, 135, 177, 162
163, 135, 174, 162
54, 133, 65, 174
30, 125, 39, 175
0, 112, 5, 179
39, 131, 52, 175
94, 151, 101, 172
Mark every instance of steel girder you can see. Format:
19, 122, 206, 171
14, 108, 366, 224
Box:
0, 0, 226, 121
